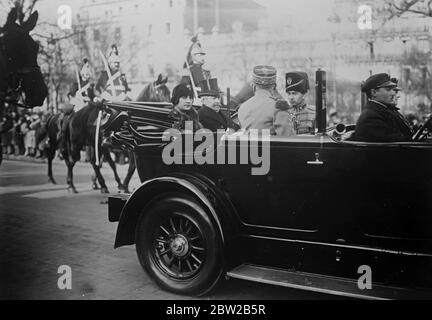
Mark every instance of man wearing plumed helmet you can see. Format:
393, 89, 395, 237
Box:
181, 36, 212, 98
95, 44, 130, 102
68, 58, 95, 111
58, 58, 96, 152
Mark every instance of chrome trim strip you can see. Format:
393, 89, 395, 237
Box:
242, 223, 318, 233
227, 271, 387, 300
244, 234, 432, 257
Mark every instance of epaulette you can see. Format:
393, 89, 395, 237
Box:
306, 105, 316, 112
275, 99, 290, 111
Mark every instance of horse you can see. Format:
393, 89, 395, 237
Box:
0, 8, 48, 165
136, 74, 170, 102
41, 74, 170, 194
120, 74, 171, 193
39, 101, 125, 193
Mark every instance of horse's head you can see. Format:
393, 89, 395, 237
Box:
0, 8, 48, 107
137, 74, 171, 103
229, 81, 254, 110
153, 74, 170, 102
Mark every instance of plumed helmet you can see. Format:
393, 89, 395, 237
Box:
79, 58, 92, 80
108, 44, 120, 67
184, 35, 206, 67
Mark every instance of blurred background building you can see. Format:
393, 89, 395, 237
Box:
6, 0, 430, 120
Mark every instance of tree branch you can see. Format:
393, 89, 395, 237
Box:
392, 0, 432, 17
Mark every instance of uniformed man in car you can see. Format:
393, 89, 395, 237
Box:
238, 65, 294, 135
285, 71, 316, 135
354, 73, 412, 142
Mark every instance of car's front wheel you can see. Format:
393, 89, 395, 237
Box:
135, 193, 224, 296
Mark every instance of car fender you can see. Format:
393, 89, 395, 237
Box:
114, 173, 239, 249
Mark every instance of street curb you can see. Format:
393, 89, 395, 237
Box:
2, 154, 92, 167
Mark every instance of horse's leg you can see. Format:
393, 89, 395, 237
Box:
65, 159, 78, 194
91, 173, 100, 190
89, 145, 99, 190
103, 148, 124, 192
122, 151, 136, 194
47, 146, 56, 184
89, 146, 109, 194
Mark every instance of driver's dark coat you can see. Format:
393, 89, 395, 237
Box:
354, 100, 413, 142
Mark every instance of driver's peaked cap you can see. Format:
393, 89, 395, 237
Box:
361, 73, 398, 93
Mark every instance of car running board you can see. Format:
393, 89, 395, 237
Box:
226, 264, 432, 300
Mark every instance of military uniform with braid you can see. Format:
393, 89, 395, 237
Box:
285, 71, 316, 135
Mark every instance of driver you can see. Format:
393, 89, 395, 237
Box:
353, 73, 412, 142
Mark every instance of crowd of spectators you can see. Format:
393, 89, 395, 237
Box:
0, 105, 126, 164
1, 108, 48, 158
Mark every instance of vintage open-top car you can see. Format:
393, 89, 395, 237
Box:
104, 71, 432, 299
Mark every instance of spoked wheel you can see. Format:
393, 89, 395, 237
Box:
135, 193, 223, 296
153, 213, 206, 279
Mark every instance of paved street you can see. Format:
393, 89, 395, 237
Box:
0, 159, 336, 300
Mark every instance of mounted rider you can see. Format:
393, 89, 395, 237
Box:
95, 44, 131, 102
58, 58, 96, 152
70, 58, 95, 111
181, 35, 212, 99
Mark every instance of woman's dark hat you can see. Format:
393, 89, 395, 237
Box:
171, 83, 194, 105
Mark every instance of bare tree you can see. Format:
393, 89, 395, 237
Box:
34, 24, 82, 113
386, 0, 432, 18
400, 46, 432, 110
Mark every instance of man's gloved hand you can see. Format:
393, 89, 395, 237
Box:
101, 91, 112, 101
112, 92, 126, 102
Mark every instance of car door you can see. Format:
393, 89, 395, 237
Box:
318, 140, 432, 286
222, 135, 332, 236
347, 141, 432, 242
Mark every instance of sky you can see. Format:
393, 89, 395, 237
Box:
0, 0, 340, 45
35, 0, 83, 22
0, 0, 82, 25
1, 0, 335, 25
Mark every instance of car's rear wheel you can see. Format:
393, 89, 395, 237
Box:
135, 193, 224, 296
